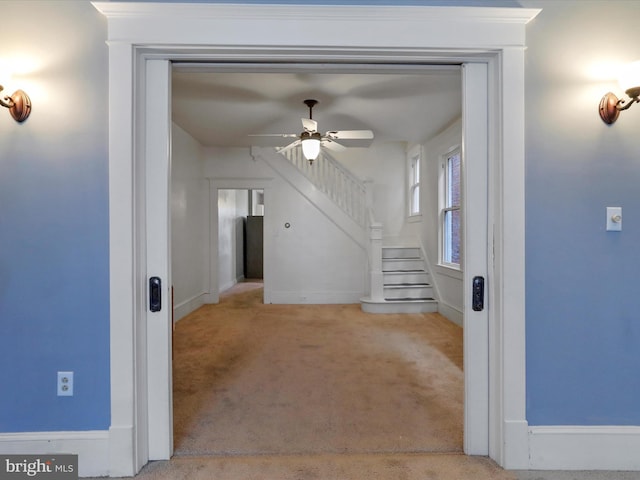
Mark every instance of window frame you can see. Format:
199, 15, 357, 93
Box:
407, 144, 422, 219
439, 145, 462, 271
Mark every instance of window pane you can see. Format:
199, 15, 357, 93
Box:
444, 209, 461, 265
447, 152, 460, 208
409, 153, 420, 215
410, 185, 420, 215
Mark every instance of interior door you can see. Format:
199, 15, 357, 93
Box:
461, 62, 490, 455
144, 58, 173, 460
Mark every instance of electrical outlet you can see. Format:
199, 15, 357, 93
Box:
57, 371, 73, 396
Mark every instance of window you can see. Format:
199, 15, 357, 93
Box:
441, 148, 461, 267
408, 146, 421, 217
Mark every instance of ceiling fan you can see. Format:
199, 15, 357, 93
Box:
250, 99, 374, 164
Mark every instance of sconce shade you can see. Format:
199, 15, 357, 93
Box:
301, 131, 321, 162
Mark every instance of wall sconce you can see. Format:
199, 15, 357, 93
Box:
0, 84, 31, 122
599, 61, 640, 124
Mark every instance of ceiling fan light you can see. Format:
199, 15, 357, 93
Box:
301, 132, 321, 162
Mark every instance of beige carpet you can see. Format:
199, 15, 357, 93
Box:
173, 282, 464, 456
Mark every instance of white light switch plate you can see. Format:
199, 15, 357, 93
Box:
606, 207, 622, 231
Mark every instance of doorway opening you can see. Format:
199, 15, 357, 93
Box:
216, 188, 264, 293
168, 66, 476, 459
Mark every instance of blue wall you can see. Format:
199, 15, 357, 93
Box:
0, 1, 110, 431
2, 0, 639, 435
524, 0, 640, 425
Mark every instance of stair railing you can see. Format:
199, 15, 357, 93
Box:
280, 147, 367, 227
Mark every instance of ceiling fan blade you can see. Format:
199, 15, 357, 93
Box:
325, 130, 374, 140
248, 133, 298, 138
302, 117, 318, 132
322, 138, 347, 152
276, 139, 301, 154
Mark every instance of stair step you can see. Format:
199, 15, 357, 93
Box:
360, 296, 438, 314
384, 284, 433, 300
382, 258, 424, 270
385, 297, 435, 302
382, 246, 421, 259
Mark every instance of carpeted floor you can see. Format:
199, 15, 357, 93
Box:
172, 281, 464, 456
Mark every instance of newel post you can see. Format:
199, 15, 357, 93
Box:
369, 221, 384, 302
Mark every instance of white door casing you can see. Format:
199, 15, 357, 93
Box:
94, 3, 539, 476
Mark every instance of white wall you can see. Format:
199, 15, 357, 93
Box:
236, 190, 249, 278
217, 189, 248, 292
333, 142, 408, 242
204, 147, 367, 303
421, 119, 463, 325
171, 123, 209, 321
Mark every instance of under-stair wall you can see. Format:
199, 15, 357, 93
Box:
254, 146, 368, 250
203, 146, 367, 303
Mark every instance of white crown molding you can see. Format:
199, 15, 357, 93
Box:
93, 2, 539, 22
93, 2, 540, 48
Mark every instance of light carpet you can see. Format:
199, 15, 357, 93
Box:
173, 283, 464, 456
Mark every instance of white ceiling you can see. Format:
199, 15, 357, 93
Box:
171, 66, 462, 149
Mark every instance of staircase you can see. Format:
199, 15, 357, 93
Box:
361, 246, 438, 314
253, 145, 439, 313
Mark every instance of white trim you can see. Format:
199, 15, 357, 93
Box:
173, 292, 207, 322
0, 431, 109, 478
438, 145, 462, 269
407, 143, 422, 218
528, 426, 640, 470
496, 46, 529, 469
437, 300, 463, 327
435, 264, 463, 281
93, 2, 540, 475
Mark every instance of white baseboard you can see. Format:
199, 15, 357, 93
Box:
0, 430, 109, 477
173, 292, 207, 322
437, 301, 463, 327
502, 419, 530, 469
267, 290, 363, 304
528, 425, 640, 470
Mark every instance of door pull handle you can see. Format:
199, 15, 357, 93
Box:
149, 276, 162, 312
472, 276, 484, 312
